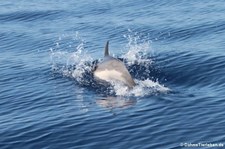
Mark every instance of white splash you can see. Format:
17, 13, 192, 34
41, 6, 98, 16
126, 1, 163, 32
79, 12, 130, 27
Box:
113, 79, 170, 97
70, 44, 93, 81
111, 30, 170, 97
50, 33, 93, 82
122, 30, 153, 65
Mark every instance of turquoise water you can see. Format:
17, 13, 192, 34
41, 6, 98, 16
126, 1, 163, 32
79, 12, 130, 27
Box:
1, 1, 225, 148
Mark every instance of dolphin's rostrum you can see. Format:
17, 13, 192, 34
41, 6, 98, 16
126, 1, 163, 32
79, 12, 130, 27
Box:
93, 41, 136, 88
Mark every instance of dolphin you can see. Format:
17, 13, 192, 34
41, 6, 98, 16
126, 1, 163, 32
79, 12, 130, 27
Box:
93, 41, 136, 88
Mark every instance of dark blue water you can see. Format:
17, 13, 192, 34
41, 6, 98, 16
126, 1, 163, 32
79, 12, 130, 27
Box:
1, 1, 225, 148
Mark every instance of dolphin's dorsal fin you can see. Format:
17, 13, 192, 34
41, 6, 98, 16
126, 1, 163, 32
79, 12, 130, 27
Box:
104, 41, 109, 56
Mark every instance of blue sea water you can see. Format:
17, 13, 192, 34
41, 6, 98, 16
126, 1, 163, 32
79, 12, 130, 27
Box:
1, 0, 225, 148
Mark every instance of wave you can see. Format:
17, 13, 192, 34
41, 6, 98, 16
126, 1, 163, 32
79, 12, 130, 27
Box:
0, 10, 63, 22
157, 51, 225, 90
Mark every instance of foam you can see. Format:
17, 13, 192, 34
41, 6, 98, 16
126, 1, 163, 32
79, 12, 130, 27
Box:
113, 79, 170, 97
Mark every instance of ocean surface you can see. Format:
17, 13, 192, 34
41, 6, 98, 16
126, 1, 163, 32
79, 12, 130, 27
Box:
1, 0, 225, 149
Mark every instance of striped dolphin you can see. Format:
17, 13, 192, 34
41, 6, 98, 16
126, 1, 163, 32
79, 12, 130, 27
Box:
93, 41, 135, 88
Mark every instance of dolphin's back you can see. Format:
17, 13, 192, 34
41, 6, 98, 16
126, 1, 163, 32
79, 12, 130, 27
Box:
93, 41, 136, 88
94, 56, 135, 88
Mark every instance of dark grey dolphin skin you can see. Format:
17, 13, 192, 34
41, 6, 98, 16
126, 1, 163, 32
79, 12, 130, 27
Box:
93, 41, 136, 88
